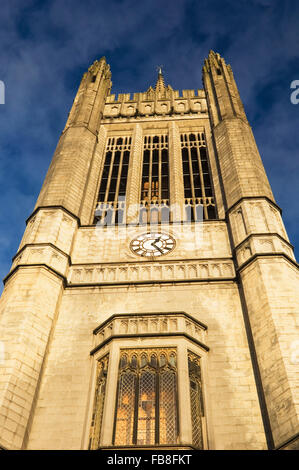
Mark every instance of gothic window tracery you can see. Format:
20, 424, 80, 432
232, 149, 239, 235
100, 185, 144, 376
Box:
113, 348, 178, 446
140, 135, 170, 224
88, 344, 207, 449
94, 136, 131, 225
188, 351, 204, 449
181, 132, 217, 221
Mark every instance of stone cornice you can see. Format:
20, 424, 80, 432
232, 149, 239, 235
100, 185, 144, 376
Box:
233, 232, 294, 253
226, 196, 282, 216
3, 264, 66, 286
101, 113, 208, 124
12, 242, 71, 264
90, 311, 209, 356
68, 258, 235, 285
237, 252, 299, 274
93, 311, 208, 334
26, 205, 80, 227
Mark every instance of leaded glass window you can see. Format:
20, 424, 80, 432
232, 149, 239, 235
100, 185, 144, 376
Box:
113, 348, 178, 446
181, 132, 216, 221
188, 351, 204, 449
140, 135, 170, 224
94, 136, 131, 225
89, 355, 109, 449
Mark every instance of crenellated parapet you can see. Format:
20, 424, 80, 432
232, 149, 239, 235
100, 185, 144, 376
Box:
104, 88, 207, 119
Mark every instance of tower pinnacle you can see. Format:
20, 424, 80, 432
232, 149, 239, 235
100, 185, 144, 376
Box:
155, 65, 166, 92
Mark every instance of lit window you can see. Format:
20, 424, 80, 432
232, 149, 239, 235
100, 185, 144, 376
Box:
188, 351, 204, 448
88, 315, 208, 450
114, 349, 178, 446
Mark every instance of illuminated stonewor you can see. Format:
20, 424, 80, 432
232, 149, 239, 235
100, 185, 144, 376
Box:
0, 52, 298, 450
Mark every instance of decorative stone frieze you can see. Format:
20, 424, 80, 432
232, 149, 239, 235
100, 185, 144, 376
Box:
11, 244, 69, 277
103, 89, 208, 120
235, 234, 295, 267
91, 312, 208, 354
68, 259, 235, 285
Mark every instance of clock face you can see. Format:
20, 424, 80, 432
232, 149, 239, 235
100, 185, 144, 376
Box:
130, 232, 175, 257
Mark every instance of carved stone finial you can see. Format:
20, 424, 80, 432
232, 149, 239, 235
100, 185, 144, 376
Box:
155, 65, 166, 93
88, 57, 108, 76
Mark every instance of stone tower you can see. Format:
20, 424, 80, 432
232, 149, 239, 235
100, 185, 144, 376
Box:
0, 52, 298, 450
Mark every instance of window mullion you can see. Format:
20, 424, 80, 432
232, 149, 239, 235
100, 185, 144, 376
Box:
187, 140, 196, 221
113, 146, 124, 225
112, 374, 121, 445
158, 139, 162, 222
197, 141, 208, 220
104, 146, 115, 203
148, 144, 153, 223
155, 368, 160, 445
133, 372, 140, 445
114, 146, 124, 204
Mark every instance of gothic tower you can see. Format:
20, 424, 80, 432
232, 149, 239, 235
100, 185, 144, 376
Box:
0, 52, 298, 450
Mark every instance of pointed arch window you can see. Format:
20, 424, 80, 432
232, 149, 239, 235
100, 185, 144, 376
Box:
113, 348, 178, 446
188, 351, 204, 449
181, 132, 217, 221
140, 135, 170, 224
88, 314, 209, 450
94, 136, 131, 225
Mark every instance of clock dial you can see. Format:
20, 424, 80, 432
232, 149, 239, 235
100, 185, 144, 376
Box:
130, 232, 175, 257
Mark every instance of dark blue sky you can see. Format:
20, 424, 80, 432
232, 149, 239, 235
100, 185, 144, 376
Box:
0, 0, 299, 293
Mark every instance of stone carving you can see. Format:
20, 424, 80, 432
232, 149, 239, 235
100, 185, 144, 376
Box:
239, 245, 252, 264
93, 312, 208, 351
250, 203, 269, 232
62, 215, 73, 225
269, 205, 286, 238
103, 96, 208, 119
257, 239, 274, 252
88, 58, 107, 76
69, 259, 235, 284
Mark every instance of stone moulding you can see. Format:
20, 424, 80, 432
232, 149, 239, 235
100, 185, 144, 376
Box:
103, 98, 208, 119
90, 311, 209, 355
68, 259, 235, 285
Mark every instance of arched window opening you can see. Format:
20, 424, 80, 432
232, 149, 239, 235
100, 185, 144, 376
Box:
114, 349, 178, 446
188, 351, 204, 449
140, 135, 169, 223
181, 132, 217, 221
94, 136, 131, 225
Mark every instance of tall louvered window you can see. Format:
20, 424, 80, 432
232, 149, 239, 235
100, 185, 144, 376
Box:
113, 348, 178, 446
181, 132, 216, 221
88, 355, 109, 450
140, 135, 170, 224
188, 351, 204, 449
94, 136, 131, 225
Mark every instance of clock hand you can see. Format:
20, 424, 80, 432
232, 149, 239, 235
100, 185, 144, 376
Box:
151, 237, 161, 247
151, 237, 163, 253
